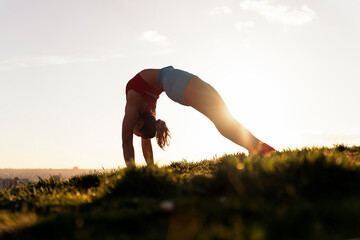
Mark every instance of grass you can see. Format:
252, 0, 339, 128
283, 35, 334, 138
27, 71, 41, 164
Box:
0, 145, 359, 240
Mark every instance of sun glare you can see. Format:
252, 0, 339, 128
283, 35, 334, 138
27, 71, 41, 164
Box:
218, 73, 291, 151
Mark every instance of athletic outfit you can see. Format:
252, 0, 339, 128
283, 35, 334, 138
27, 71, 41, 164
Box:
126, 73, 163, 112
126, 66, 196, 111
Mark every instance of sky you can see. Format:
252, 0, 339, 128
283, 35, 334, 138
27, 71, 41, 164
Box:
1, 0, 359, 169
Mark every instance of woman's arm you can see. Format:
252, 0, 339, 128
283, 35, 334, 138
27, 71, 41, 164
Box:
122, 102, 139, 167
141, 138, 154, 165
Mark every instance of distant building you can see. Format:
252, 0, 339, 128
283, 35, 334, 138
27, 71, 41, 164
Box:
0, 178, 13, 189
13, 177, 20, 186
20, 178, 31, 186
51, 175, 61, 181
0, 177, 31, 189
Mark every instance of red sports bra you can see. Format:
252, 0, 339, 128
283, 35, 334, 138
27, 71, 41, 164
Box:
126, 73, 164, 112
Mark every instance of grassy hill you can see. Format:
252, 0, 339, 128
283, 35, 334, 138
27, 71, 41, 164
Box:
0, 145, 359, 240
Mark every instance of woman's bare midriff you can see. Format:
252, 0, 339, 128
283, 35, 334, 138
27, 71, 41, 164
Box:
139, 69, 163, 91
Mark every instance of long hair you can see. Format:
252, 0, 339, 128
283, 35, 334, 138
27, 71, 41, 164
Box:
139, 112, 171, 150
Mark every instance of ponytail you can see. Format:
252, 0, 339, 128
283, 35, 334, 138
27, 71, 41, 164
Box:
139, 113, 171, 149
155, 119, 171, 150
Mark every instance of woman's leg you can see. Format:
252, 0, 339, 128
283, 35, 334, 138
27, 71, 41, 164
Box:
184, 77, 266, 151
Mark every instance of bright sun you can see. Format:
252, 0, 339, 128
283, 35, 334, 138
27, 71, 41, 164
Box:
218, 74, 293, 151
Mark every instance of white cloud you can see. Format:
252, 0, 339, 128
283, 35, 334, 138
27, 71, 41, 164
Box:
239, 0, 317, 25
0, 52, 124, 72
140, 30, 170, 46
210, 6, 233, 15
235, 20, 255, 31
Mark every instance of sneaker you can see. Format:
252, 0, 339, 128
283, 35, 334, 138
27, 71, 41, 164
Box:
248, 142, 275, 156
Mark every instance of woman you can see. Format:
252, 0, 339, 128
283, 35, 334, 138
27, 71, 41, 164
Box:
122, 66, 274, 166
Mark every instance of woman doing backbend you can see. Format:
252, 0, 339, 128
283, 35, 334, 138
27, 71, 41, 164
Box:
122, 66, 275, 166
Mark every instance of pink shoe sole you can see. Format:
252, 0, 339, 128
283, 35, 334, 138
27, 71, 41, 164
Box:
248, 142, 275, 156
